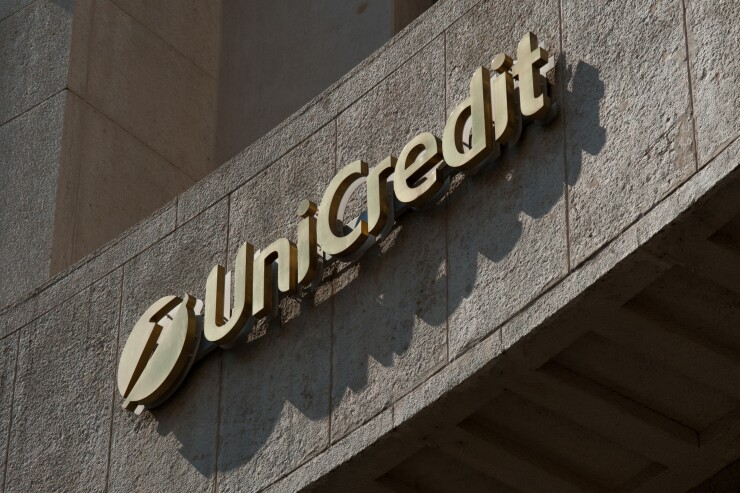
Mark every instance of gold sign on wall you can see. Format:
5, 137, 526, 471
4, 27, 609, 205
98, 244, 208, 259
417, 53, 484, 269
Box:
118, 33, 556, 413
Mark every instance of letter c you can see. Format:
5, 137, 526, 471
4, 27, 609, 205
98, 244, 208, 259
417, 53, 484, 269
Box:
317, 160, 370, 257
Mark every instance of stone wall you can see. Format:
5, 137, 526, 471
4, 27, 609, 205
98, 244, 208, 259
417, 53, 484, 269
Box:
0, 0, 738, 491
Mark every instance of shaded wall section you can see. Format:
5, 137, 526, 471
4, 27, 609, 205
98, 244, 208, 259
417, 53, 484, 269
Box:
0, 0, 433, 310
215, 0, 434, 164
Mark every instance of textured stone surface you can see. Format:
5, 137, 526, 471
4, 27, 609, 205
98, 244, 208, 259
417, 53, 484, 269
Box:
0, 197, 177, 340
563, 0, 695, 267
64, 93, 193, 265
0, 332, 18, 492
637, 137, 740, 248
217, 122, 336, 492
217, 282, 332, 493
444, 0, 567, 358
445, 0, 559, 108
265, 409, 395, 493
327, 33, 450, 441
83, 0, 216, 180
0, 0, 37, 20
4, 270, 121, 492
0, 0, 73, 124
110, 0, 220, 77
175, 0, 482, 226
393, 329, 503, 429
107, 198, 228, 493
686, 0, 740, 166
108, 356, 220, 493
0, 91, 65, 309
337, 35, 445, 169
66, 0, 93, 97
331, 208, 448, 441
4, 0, 740, 490
228, 122, 336, 256
445, 121, 568, 357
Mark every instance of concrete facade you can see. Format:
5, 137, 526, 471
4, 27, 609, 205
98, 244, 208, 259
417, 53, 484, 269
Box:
0, 0, 739, 492
0, 0, 431, 309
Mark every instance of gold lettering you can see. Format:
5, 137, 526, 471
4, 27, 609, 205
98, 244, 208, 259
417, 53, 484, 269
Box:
442, 66, 494, 171
512, 32, 550, 119
296, 200, 318, 286
204, 242, 254, 346
252, 238, 297, 317
367, 156, 396, 235
394, 133, 445, 206
491, 53, 516, 143
118, 295, 198, 411
317, 160, 369, 257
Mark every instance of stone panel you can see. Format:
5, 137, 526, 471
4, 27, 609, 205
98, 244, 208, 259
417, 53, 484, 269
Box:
228, 122, 336, 257
4, 270, 121, 492
327, 33, 449, 441
110, 0, 220, 77
445, 123, 568, 358
66, 93, 194, 264
0, 0, 35, 21
444, 0, 568, 358
67, 0, 94, 96
217, 122, 336, 492
686, 0, 740, 165
175, 0, 482, 226
0, 91, 66, 309
1, 198, 177, 341
85, 0, 216, 180
0, 0, 73, 124
330, 208, 448, 441
445, 0, 560, 109
216, 281, 332, 493
0, 333, 18, 492
107, 198, 228, 493
337, 34, 445, 171
563, 0, 695, 266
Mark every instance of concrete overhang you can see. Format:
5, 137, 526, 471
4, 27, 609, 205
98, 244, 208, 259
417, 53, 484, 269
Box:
273, 138, 740, 492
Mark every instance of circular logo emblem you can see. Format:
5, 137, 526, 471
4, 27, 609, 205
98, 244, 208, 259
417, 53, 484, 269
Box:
117, 295, 199, 412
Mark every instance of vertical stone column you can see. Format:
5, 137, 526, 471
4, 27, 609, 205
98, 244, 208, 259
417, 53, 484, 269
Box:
0, 0, 76, 308
0, 0, 221, 308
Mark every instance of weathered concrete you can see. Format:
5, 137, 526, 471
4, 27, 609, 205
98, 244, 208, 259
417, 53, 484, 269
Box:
444, 0, 567, 358
685, 0, 740, 166
279, 131, 740, 492
110, 0, 220, 77
4, 270, 120, 492
0, 91, 66, 309
0, 332, 18, 492
176, 0, 482, 225
0, 0, 36, 21
564, 0, 696, 267
228, 123, 337, 258
217, 278, 333, 493
0, 197, 177, 342
337, 35, 445, 172
107, 198, 228, 492
217, 121, 337, 492
0, 0, 73, 124
0, 0, 738, 491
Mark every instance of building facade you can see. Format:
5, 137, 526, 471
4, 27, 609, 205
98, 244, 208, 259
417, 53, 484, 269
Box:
1, 0, 739, 491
